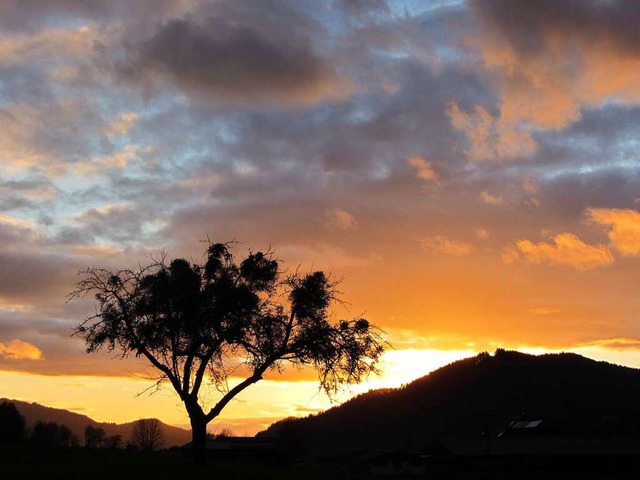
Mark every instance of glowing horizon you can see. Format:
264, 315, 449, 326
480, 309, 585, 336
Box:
5, 344, 640, 436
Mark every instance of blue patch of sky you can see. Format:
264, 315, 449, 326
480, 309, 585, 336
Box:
301, 0, 464, 42
518, 132, 640, 182
539, 160, 640, 181
391, 0, 465, 18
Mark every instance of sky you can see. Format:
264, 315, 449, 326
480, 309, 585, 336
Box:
2, 0, 640, 435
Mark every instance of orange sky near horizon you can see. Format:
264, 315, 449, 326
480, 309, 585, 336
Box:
3, 0, 640, 435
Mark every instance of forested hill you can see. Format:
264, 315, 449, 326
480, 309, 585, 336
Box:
3, 399, 191, 447
258, 350, 640, 450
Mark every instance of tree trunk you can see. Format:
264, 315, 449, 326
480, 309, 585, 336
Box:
190, 415, 208, 468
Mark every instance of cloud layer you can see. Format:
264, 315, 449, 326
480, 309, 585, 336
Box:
1, 0, 640, 387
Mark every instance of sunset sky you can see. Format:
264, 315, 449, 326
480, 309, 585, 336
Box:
2, 0, 640, 435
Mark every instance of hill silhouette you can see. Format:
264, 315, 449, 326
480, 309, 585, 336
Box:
258, 349, 640, 450
2, 399, 190, 447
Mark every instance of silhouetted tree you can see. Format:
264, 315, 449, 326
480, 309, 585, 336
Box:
84, 424, 106, 448
131, 418, 165, 451
0, 401, 26, 442
104, 434, 123, 449
71, 241, 386, 466
213, 427, 234, 439
31, 421, 76, 447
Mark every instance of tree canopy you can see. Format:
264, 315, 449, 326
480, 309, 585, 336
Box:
71, 241, 386, 464
131, 418, 165, 451
0, 401, 26, 442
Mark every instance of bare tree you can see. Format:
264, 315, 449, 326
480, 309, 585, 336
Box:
71, 241, 386, 466
84, 425, 106, 448
131, 418, 165, 451
104, 434, 123, 449
212, 427, 234, 439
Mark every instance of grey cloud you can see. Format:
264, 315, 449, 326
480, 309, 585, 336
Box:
508, 105, 640, 178
0, 0, 110, 32
52, 227, 95, 246
0, 178, 57, 212
0, 327, 151, 377
543, 170, 640, 223
121, 7, 350, 106
215, 59, 479, 179
72, 205, 148, 245
336, 0, 389, 16
0, 308, 75, 339
0, 0, 188, 33
0, 96, 107, 173
0, 251, 78, 304
472, 0, 640, 56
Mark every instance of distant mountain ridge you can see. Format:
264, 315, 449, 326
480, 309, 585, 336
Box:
258, 350, 640, 450
2, 398, 191, 447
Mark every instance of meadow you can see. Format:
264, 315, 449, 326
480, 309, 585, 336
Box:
0, 444, 335, 480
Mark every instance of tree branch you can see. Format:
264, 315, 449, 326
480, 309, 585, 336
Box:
204, 363, 270, 422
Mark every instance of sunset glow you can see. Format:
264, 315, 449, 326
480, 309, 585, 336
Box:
2, 0, 640, 435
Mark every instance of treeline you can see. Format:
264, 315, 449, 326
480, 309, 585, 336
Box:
0, 401, 165, 450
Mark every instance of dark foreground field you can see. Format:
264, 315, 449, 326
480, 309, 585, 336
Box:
0, 444, 336, 480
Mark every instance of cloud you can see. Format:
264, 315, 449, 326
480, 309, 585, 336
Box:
480, 191, 503, 205
474, 228, 490, 241
587, 208, 640, 256
0, 178, 57, 211
527, 307, 562, 316
105, 112, 139, 138
0, 339, 43, 360
579, 337, 640, 352
471, 0, 640, 130
71, 203, 149, 245
0, 0, 189, 33
337, 0, 389, 16
72, 145, 143, 177
0, 250, 80, 304
421, 236, 473, 257
0, 0, 639, 382
324, 208, 359, 231
125, 13, 353, 106
407, 156, 437, 183
504, 233, 614, 270
446, 102, 537, 161
0, 26, 98, 66
278, 243, 381, 269
0, 98, 106, 176
522, 177, 539, 194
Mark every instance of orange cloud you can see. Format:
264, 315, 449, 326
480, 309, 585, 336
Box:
504, 233, 614, 270
579, 338, 640, 352
522, 177, 539, 194
0, 26, 98, 64
527, 307, 562, 316
474, 228, 490, 240
471, 1, 640, 130
279, 243, 380, 269
446, 102, 537, 161
72, 144, 143, 176
407, 156, 437, 183
324, 208, 359, 231
0, 339, 43, 360
422, 235, 473, 257
587, 208, 640, 256
480, 191, 503, 205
